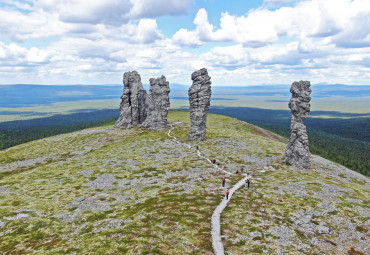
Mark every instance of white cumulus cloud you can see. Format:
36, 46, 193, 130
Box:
131, 19, 163, 43
36, 0, 133, 25
128, 0, 191, 19
1, 0, 370, 85
172, 0, 370, 48
35, 0, 190, 25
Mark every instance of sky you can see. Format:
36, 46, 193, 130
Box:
0, 0, 370, 86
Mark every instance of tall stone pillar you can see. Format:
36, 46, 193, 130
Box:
140, 75, 170, 130
285, 80, 312, 168
115, 71, 147, 128
188, 68, 212, 141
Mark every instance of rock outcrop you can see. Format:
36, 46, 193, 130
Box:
188, 68, 212, 141
285, 80, 312, 168
115, 71, 147, 128
139, 75, 170, 130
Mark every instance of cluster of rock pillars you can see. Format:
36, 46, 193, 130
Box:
115, 68, 312, 169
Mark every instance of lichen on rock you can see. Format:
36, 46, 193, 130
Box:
139, 75, 170, 130
115, 71, 147, 128
285, 80, 312, 168
188, 68, 212, 141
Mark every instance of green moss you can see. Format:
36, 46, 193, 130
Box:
85, 210, 113, 222
250, 245, 265, 253
352, 178, 366, 185
248, 226, 262, 233
328, 210, 340, 216
355, 225, 367, 233
306, 182, 323, 191
347, 247, 366, 255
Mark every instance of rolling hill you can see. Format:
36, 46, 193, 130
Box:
0, 111, 368, 254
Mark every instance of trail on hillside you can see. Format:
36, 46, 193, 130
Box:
168, 123, 234, 176
211, 176, 249, 255
168, 123, 250, 255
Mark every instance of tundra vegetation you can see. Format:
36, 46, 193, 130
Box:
0, 111, 368, 254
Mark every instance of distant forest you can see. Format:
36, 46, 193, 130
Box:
0, 110, 118, 150
0, 108, 369, 177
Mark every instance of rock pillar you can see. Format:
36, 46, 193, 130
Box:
115, 71, 147, 128
188, 68, 212, 141
140, 75, 170, 130
285, 80, 312, 168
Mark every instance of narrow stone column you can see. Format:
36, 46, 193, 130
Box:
188, 68, 212, 141
115, 71, 147, 128
139, 75, 170, 130
285, 80, 312, 168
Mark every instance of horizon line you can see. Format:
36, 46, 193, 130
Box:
1, 83, 370, 87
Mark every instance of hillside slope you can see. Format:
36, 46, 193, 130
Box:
0, 111, 368, 254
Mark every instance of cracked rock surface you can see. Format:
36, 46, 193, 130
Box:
140, 75, 170, 130
285, 80, 312, 168
115, 71, 147, 128
188, 68, 212, 141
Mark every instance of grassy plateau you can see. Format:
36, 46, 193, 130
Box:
0, 111, 368, 254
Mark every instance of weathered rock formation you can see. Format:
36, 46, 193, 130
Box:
139, 75, 170, 130
115, 71, 147, 128
188, 68, 212, 141
285, 80, 312, 168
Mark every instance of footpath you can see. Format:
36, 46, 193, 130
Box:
167, 124, 250, 255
